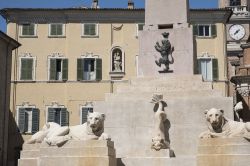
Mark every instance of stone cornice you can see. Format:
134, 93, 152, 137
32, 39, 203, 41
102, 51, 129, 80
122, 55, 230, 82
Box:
0, 8, 232, 24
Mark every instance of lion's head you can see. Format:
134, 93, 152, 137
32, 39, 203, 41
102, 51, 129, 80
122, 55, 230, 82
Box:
87, 112, 105, 136
205, 108, 225, 132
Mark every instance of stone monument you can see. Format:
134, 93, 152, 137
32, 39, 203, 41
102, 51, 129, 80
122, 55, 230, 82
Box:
18, 112, 116, 166
138, 0, 195, 76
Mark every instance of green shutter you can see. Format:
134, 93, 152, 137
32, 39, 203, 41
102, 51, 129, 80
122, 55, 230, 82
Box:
90, 24, 96, 35
77, 59, 84, 81
212, 58, 219, 81
57, 24, 63, 35
211, 24, 217, 37
50, 24, 57, 36
60, 108, 69, 126
62, 59, 68, 81
81, 107, 93, 124
32, 108, 40, 133
197, 59, 201, 74
49, 59, 57, 80
95, 58, 102, 81
29, 24, 35, 36
47, 108, 56, 123
18, 108, 26, 133
193, 24, 198, 36
20, 58, 33, 80
22, 25, 29, 36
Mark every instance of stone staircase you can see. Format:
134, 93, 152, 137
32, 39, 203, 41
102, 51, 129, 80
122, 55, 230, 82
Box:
94, 75, 233, 166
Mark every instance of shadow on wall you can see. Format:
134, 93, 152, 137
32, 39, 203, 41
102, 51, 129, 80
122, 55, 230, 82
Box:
7, 111, 24, 166
237, 94, 250, 122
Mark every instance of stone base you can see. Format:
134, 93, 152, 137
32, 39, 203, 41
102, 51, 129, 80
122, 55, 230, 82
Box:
18, 140, 116, 166
197, 138, 250, 166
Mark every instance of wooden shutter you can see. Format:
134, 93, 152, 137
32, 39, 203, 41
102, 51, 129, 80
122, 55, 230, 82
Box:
90, 24, 96, 35
197, 59, 201, 74
193, 24, 198, 36
20, 58, 33, 80
31, 108, 40, 133
212, 58, 218, 81
60, 108, 69, 126
29, 24, 35, 36
57, 24, 63, 35
47, 108, 56, 123
95, 58, 102, 81
211, 24, 217, 37
62, 59, 68, 81
49, 58, 57, 80
18, 108, 26, 133
50, 24, 57, 36
77, 58, 84, 81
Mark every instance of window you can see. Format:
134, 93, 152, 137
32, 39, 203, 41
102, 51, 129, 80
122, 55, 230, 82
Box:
197, 58, 218, 81
48, 58, 68, 81
82, 23, 99, 37
136, 23, 144, 37
20, 24, 36, 36
193, 24, 217, 37
77, 58, 102, 81
49, 23, 65, 36
19, 57, 36, 81
230, 0, 241, 6
80, 106, 93, 124
17, 107, 39, 134
47, 107, 69, 126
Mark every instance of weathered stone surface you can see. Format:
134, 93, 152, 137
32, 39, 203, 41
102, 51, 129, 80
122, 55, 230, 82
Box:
197, 138, 250, 166
18, 140, 116, 166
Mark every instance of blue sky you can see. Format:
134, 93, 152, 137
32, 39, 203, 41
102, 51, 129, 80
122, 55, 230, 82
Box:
0, 0, 218, 32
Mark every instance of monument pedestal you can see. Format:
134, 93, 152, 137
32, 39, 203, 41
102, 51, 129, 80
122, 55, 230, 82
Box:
197, 138, 250, 166
18, 140, 116, 166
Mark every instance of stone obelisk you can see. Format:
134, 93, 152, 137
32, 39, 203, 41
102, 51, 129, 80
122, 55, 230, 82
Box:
138, 0, 196, 76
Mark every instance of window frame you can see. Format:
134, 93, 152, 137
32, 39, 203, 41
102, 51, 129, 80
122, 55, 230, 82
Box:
77, 56, 102, 82
193, 24, 217, 38
46, 105, 67, 126
197, 56, 218, 81
19, 23, 37, 37
79, 104, 94, 124
47, 56, 68, 82
82, 23, 99, 37
16, 105, 36, 134
19, 56, 36, 81
48, 23, 66, 37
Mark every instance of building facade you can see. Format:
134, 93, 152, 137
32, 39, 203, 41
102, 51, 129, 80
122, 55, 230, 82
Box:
0, 31, 20, 166
0, 6, 231, 166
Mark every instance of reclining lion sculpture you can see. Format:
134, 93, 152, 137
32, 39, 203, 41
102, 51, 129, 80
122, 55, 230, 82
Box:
199, 108, 250, 139
26, 112, 110, 146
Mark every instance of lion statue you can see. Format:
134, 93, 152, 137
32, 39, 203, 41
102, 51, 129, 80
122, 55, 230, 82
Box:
199, 108, 250, 139
26, 112, 110, 146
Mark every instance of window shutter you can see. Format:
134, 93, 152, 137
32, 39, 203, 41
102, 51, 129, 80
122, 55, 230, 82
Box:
50, 24, 57, 36
31, 108, 40, 133
212, 59, 219, 81
22, 25, 29, 36
77, 59, 84, 81
211, 24, 217, 37
60, 108, 69, 126
90, 24, 96, 35
47, 108, 56, 123
57, 24, 63, 35
81, 107, 93, 124
193, 25, 198, 36
29, 24, 35, 36
62, 59, 68, 81
95, 58, 102, 81
197, 59, 201, 74
49, 59, 57, 80
18, 108, 26, 133
20, 59, 33, 80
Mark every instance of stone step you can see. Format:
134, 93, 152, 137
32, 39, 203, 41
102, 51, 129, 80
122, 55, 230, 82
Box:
197, 154, 250, 166
116, 82, 212, 93
198, 144, 250, 154
22, 143, 41, 150
105, 90, 223, 101
20, 150, 40, 158
120, 156, 196, 166
39, 156, 116, 166
198, 138, 250, 146
130, 75, 204, 85
18, 158, 37, 166
39, 147, 115, 157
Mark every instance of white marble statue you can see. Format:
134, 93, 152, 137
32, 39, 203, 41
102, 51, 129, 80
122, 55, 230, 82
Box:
26, 112, 110, 146
150, 94, 170, 150
234, 101, 243, 122
199, 108, 250, 139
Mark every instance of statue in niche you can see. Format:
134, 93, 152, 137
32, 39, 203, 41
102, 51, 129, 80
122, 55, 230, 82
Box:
150, 94, 170, 151
199, 108, 250, 139
26, 112, 110, 146
112, 48, 122, 72
154, 32, 174, 72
